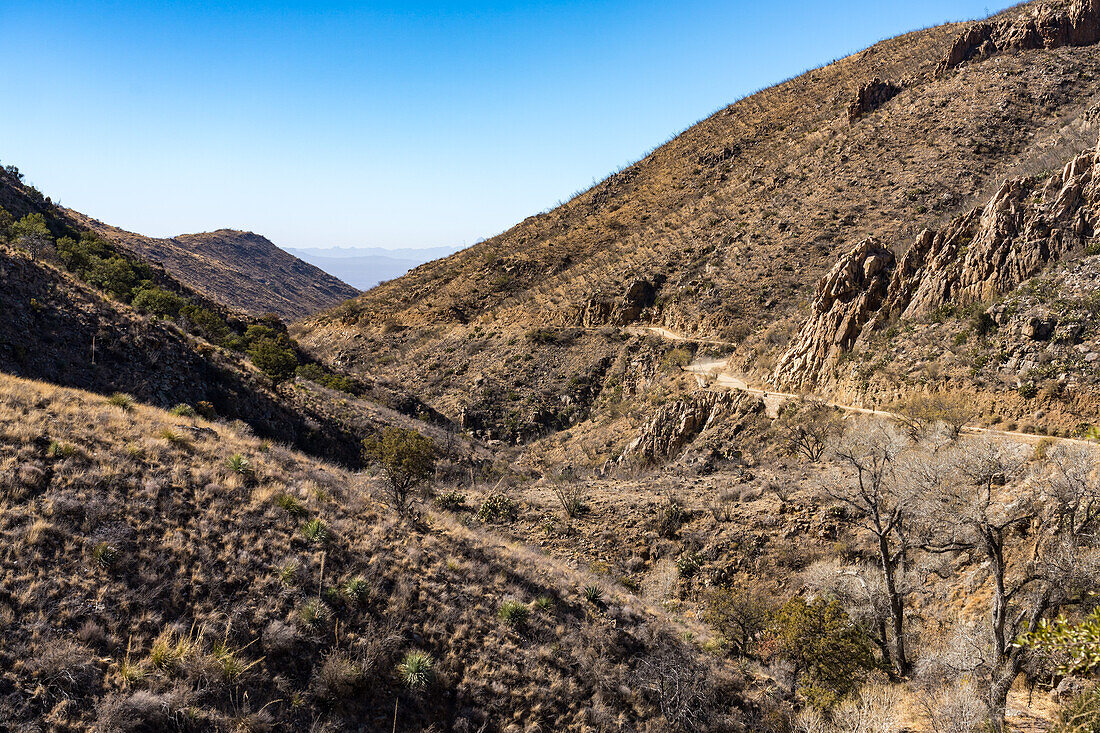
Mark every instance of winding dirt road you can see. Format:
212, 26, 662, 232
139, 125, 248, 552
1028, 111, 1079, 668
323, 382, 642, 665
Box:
631, 325, 1096, 447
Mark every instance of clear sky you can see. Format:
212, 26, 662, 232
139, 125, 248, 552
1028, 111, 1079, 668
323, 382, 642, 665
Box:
0, 0, 1013, 250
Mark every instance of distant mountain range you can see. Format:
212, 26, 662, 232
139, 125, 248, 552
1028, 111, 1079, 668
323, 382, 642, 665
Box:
285, 245, 464, 291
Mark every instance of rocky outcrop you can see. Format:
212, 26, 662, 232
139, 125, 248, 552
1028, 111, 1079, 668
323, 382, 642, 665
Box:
578, 278, 657, 327
880, 143, 1099, 321
773, 239, 895, 388
623, 390, 763, 464
939, 0, 1100, 73
776, 137, 1100, 387
846, 78, 902, 123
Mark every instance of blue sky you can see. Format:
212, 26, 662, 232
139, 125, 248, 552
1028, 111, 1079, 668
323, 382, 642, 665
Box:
0, 1, 1012, 249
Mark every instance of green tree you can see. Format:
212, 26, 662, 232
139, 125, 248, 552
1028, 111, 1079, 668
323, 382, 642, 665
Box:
247, 338, 298, 382
770, 597, 876, 709
131, 286, 187, 318
86, 256, 140, 300
362, 427, 436, 514
703, 580, 776, 660
10, 213, 52, 258
1020, 607, 1100, 676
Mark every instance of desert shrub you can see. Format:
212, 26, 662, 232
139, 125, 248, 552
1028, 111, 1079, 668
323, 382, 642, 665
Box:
971, 310, 997, 335
24, 638, 99, 697
312, 651, 362, 702
1054, 685, 1100, 733
769, 597, 876, 709
11, 213, 53, 257
1019, 381, 1038, 399
655, 498, 685, 538
295, 362, 360, 394
1020, 607, 1100, 675
47, 440, 77, 458
397, 650, 434, 689
362, 427, 436, 514
248, 338, 299, 382
498, 600, 530, 628
703, 582, 776, 659
893, 392, 972, 439
179, 305, 232, 344
552, 481, 589, 518
169, 403, 196, 417
131, 286, 187, 318
434, 490, 467, 510
525, 328, 570, 345
776, 399, 843, 461
676, 551, 703, 578
660, 346, 694, 372
477, 493, 517, 523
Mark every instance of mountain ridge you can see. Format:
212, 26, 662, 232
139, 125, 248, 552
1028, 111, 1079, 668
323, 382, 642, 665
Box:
68, 214, 360, 321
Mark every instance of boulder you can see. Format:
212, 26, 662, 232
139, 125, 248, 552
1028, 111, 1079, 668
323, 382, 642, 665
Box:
846, 78, 902, 123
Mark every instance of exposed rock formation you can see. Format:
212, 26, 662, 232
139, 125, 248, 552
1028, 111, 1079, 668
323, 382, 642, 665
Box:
776, 138, 1100, 387
578, 278, 657, 327
939, 0, 1100, 73
623, 390, 763, 464
847, 78, 902, 123
773, 239, 895, 388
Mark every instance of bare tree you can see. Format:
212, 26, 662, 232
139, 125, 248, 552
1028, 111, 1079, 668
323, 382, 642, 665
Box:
778, 398, 843, 462
892, 393, 973, 442
920, 439, 1100, 732
827, 421, 912, 679
803, 560, 896, 676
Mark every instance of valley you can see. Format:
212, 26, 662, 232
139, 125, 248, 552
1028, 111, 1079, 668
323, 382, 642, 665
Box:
5, 0, 1100, 731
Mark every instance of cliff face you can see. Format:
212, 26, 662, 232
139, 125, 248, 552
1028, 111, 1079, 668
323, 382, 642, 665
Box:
776, 137, 1100, 387
70, 217, 359, 321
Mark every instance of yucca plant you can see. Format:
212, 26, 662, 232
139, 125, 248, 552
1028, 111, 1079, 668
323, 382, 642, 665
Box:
533, 595, 555, 614
108, 392, 134, 411
226, 453, 252, 476
275, 493, 307, 518
340, 576, 369, 603
301, 518, 330, 545
169, 403, 196, 417
397, 650, 434, 689
298, 599, 328, 629
498, 600, 530, 628
92, 542, 119, 568
583, 584, 604, 605
158, 428, 187, 445
277, 561, 299, 587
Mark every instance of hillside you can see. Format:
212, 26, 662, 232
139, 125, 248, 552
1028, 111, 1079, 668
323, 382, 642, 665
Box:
0, 374, 754, 731
69, 216, 360, 321
296, 0, 1100, 439
0, 166, 462, 467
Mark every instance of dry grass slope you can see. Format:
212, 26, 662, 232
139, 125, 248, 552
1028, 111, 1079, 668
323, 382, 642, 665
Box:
0, 373, 753, 732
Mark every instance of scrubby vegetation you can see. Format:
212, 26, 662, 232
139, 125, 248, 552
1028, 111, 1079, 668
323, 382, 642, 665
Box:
0, 374, 755, 731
